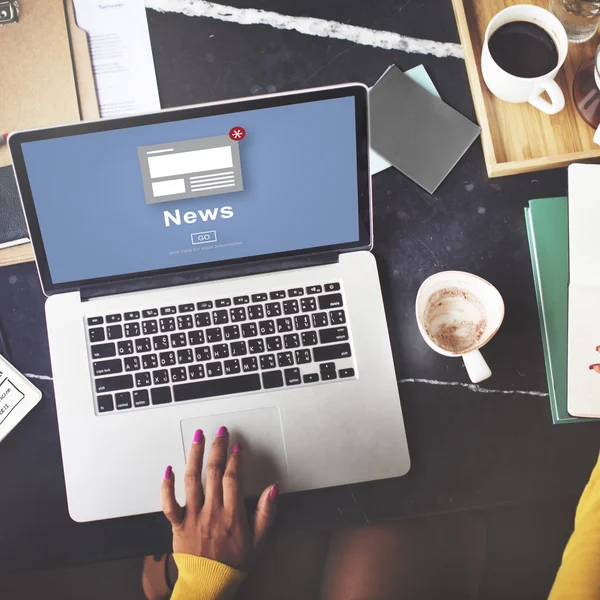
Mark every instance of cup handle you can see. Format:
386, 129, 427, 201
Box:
462, 349, 492, 384
528, 80, 565, 115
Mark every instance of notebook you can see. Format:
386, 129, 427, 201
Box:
369, 65, 441, 175
525, 196, 589, 424
369, 65, 480, 193
567, 164, 600, 418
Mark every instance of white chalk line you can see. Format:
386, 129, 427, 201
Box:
22, 372, 547, 397
145, 0, 464, 59
25, 373, 53, 381
399, 378, 549, 397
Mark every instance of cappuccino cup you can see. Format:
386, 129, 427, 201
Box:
415, 271, 505, 384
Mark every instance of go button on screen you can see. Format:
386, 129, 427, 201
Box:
191, 230, 217, 244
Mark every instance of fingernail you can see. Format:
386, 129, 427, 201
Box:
232, 442, 241, 452
217, 426, 228, 437
164, 465, 172, 480
193, 429, 203, 444
269, 482, 279, 502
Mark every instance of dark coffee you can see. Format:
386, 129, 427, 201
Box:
489, 21, 558, 78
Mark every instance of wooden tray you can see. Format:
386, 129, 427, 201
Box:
452, 0, 600, 177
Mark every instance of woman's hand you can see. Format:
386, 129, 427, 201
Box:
161, 427, 278, 572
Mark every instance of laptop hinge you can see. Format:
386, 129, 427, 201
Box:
80, 252, 340, 301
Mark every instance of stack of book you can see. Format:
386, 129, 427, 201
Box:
525, 196, 589, 424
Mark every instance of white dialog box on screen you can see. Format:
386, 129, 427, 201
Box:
138, 135, 244, 204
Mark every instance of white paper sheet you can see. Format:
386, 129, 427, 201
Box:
0, 354, 42, 444
567, 164, 600, 418
74, 0, 160, 118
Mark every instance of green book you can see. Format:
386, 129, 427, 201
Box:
525, 197, 589, 424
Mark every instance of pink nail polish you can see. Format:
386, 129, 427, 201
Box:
217, 426, 228, 437
164, 465, 172, 480
233, 442, 241, 452
193, 429, 203, 444
269, 482, 279, 502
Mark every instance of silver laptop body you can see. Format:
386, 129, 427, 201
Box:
10, 84, 410, 522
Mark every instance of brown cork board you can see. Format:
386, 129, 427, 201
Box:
0, 0, 99, 267
0, 0, 82, 168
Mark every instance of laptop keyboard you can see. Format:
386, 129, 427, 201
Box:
86, 282, 356, 414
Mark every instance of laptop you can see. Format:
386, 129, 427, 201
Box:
9, 84, 410, 522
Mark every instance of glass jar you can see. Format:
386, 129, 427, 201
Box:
573, 43, 600, 129
549, 0, 600, 43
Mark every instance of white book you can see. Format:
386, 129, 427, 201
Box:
567, 164, 600, 417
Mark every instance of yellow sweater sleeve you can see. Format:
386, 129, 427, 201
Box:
549, 453, 600, 599
171, 554, 247, 600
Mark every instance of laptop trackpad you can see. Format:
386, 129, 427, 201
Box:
181, 407, 289, 497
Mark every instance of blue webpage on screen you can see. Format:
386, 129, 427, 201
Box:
22, 96, 360, 284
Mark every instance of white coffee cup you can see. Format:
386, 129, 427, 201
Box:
481, 5, 568, 115
415, 271, 505, 384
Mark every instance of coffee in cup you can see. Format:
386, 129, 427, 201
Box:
481, 5, 569, 115
488, 21, 559, 79
423, 287, 488, 354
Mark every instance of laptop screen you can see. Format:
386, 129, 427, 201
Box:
11, 87, 370, 293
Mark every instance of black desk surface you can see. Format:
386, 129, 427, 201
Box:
2, 0, 600, 573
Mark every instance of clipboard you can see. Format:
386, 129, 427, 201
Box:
0, 0, 99, 266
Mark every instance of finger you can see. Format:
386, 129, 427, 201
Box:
252, 482, 278, 552
223, 442, 245, 513
204, 426, 229, 508
161, 465, 184, 528
184, 429, 206, 513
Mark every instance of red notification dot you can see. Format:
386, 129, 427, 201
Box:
229, 126, 246, 141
